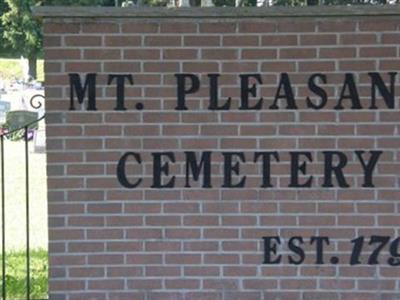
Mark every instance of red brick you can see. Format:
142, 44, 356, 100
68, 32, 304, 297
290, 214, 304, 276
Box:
278, 21, 316, 32
124, 49, 160, 60
44, 15, 400, 299
46, 49, 80, 60
318, 20, 356, 32
319, 47, 356, 58
223, 35, 259, 46
340, 34, 377, 44
83, 49, 121, 60
239, 22, 275, 33
202, 49, 238, 60
82, 22, 119, 33
262, 35, 298, 46
65, 36, 102, 46
104, 35, 141, 46
360, 47, 397, 58
184, 35, 220, 46
241, 49, 277, 59
280, 48, 317, 59
300, 34, 337, 45
199, 22, 236, 33
44, 22, 80, 34
163, 48, 198, 60
161, 22, 197, 33
121, 22, 159, 33
145, 36, 181, 46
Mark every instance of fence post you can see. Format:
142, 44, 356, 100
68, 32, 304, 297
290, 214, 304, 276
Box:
24, 126, 31, 300
1, 135, 5, 300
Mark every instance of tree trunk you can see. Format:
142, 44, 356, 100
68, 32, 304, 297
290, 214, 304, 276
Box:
28, 55, 37, 81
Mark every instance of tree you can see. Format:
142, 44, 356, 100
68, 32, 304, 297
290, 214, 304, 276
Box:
1, 0, 42, 79
0, 1, 8, 39
0, 0, 115, 80
0, 0, 11, 57
42, 0, 115, 5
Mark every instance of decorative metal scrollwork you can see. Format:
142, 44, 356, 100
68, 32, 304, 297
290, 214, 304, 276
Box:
29, 94, 45, 110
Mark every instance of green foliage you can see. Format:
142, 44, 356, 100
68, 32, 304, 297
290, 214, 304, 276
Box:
0, 0, 8, 16
213, 0, 235, 6
1, 0, 42, 59
242, 0, 257, 6
0, 0, 115, 76
0, 0, 10, 55
42, 0, 115, 5
0, 249, 48, 299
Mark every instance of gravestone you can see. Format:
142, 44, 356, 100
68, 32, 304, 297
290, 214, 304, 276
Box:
0, 100, 11, 124
6, 110, 39, 132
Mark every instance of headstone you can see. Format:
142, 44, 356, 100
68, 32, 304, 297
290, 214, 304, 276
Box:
179, 0, 191, 6
201, 0, 214, 6
20, 56, 30, 82
34, 129, 46, 153
0, 100, 11, 113
6, 110, 39, 132
0, 101, 11, 124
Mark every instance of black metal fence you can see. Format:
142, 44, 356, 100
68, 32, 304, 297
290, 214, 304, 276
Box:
0, 94, 47, 300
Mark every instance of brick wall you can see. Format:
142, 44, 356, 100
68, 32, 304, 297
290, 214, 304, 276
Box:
39, 7, 400, 299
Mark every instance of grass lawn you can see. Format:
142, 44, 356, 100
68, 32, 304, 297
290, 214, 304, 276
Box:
0, 249, 48, 299
0, 137, 48, 299
0, 59, 44, 82
0, 58, 48, 298
0, 139, 48, 251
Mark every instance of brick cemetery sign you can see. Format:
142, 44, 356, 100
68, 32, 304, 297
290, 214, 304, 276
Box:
35, 6, 400, 299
